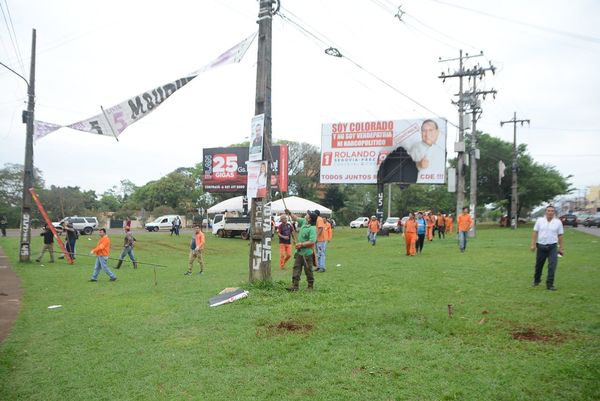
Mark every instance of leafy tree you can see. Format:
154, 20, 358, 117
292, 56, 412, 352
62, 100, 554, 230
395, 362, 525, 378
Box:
0, 163, 44, 227
37, 185, 96, 219
465, 133, 571, 216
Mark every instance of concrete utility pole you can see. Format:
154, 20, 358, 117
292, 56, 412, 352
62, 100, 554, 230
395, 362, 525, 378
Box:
19, 30, 36, 261
467, 78, 496, 237
1, 30, 36, 261
501, 112, 530, 229
248, 0, 277, 282
439, 50, 494, 219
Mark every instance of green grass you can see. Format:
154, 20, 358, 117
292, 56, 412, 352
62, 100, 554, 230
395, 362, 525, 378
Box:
1, 226, 599, 401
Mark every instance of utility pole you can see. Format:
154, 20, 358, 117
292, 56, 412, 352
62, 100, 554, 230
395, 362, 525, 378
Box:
248, 0, 277, 282
466, 78, 496, 237
15, 30, 36, 261
500, 112, 530, 229
439, 50, 494, 219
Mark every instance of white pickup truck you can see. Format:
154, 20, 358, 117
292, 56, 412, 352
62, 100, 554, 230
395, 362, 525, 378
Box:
211, 214, 251, 239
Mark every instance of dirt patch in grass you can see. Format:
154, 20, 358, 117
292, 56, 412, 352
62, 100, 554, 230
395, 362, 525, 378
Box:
511, 327, 566, 343
257, 320, 314, 336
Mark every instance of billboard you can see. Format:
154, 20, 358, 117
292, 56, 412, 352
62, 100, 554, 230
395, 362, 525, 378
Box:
203, 145, 288, 193
320, 118, 447, 184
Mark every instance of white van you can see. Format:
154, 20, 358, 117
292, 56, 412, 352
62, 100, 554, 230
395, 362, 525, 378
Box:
145, 215, 182, 232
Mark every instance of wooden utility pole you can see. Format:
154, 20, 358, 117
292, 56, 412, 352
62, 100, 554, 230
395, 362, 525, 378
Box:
248, 0, 276, 282
500, 112, 530, 229
20, 29, 36, 262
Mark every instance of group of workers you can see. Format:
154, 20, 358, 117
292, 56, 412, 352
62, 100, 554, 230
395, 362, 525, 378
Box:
367, 207, 474, 256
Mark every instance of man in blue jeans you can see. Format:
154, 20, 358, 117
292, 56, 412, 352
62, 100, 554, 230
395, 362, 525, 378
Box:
530, 205, 564, 291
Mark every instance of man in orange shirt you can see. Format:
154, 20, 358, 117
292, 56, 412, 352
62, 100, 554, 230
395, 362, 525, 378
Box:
315, 210, 327, 272
403, 213, 417, 256
367, 215, 380, 246
445, 214, 453, 235
457, 207, 473, 252
185, 224, 205, 275
436, 212, 446, 239
89, 228, 117, 282
425, 211, 434, 241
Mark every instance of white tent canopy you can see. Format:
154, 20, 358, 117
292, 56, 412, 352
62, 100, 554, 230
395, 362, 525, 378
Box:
206, 196, 246, 214
207, 195, 332, 216
269, 196, 332, 216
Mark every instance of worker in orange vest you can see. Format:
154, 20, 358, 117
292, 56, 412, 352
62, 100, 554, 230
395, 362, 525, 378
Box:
403, 213, 417, 256
457, 207, 474, 252
367, 216, 380, 246
445, 214, 453, 235
425, 211, 434, 241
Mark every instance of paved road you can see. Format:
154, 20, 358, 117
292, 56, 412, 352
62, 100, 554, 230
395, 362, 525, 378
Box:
574, 226, 600, 237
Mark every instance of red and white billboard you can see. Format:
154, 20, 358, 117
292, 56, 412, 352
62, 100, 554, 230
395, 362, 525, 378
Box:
320, 118, 447, 184
203, 145, 288, 193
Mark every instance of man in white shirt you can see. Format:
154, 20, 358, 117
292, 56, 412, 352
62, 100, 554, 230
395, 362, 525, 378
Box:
530, 205, 564, 290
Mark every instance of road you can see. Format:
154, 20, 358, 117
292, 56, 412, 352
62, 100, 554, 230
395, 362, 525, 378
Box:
574, 226, 600, 237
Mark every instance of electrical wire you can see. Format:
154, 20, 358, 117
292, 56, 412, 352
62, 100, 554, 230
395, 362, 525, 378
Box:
426, 0, 600, 46
277, 9, 458, 128
0, 0, 25, 75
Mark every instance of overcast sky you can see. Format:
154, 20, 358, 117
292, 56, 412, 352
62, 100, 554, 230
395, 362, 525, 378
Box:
1, 0, 599, 198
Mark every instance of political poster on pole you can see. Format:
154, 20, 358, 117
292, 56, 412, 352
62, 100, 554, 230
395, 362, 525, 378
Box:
320, 118, 447, 184
247, 161, 268, 199
249, 114, 265, 162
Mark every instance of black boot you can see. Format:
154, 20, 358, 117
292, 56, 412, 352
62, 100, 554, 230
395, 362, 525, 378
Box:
116, 259, 123, 269
133, 261, 138, 269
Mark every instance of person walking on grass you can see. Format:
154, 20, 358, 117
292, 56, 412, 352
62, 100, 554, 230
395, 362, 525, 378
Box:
89, 228, 116, 282
425, 211, 434, 241
277, 214, 294, 270
0, 215, 7, 237
59, 222, 78, 260
436, 212, 446, 239
403, 213, 417, 256
36, 224, 55, 263
116, 226, 137, 269
315, 210, 328, 272
367, 215, 380, 246
288, 210, 317, 291
530, 205, 564, 291
185, 224, 205, 276
457, 207, 473, 253
415, 212, 427, 254
445, 214, 454, 235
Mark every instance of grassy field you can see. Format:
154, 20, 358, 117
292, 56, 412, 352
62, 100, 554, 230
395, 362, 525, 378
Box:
0, 225, 599, 401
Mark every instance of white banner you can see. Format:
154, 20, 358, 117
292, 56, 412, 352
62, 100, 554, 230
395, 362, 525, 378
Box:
320, 118, 447, 184
34, 32, 257, 140
33, 120, 62, 142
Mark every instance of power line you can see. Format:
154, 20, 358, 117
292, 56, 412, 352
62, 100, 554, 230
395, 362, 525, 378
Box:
277, 9, 458, 128
0, 0, 25, 74
427, 0, 600, 45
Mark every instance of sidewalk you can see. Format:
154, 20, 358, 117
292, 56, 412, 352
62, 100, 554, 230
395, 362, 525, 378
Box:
0, 246, 23, 343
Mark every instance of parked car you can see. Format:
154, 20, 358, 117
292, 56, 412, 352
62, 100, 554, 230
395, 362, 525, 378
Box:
559, 214, 578, 227
583, 213, 600, 228
576, 213, 592, 225
145, 215, 182, 232
350, 217, 369, 228
382, 217, 400, 233
212, 213, 251, 239
52, 216, 98, 235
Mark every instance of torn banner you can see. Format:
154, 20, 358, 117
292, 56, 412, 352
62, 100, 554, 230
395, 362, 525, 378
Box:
208, 288, 249, 307
34, 32, 257, 141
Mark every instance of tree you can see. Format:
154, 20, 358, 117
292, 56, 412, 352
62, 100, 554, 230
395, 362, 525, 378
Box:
465, 133, 571, 215
0, 163, 44, 227
37, 186, 96, 220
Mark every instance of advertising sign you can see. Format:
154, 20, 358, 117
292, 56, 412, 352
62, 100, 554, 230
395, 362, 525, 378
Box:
320, 118, 447, 184
203, 145, 288, 193
249, 114, 265, 161
247, 161, 268, 199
